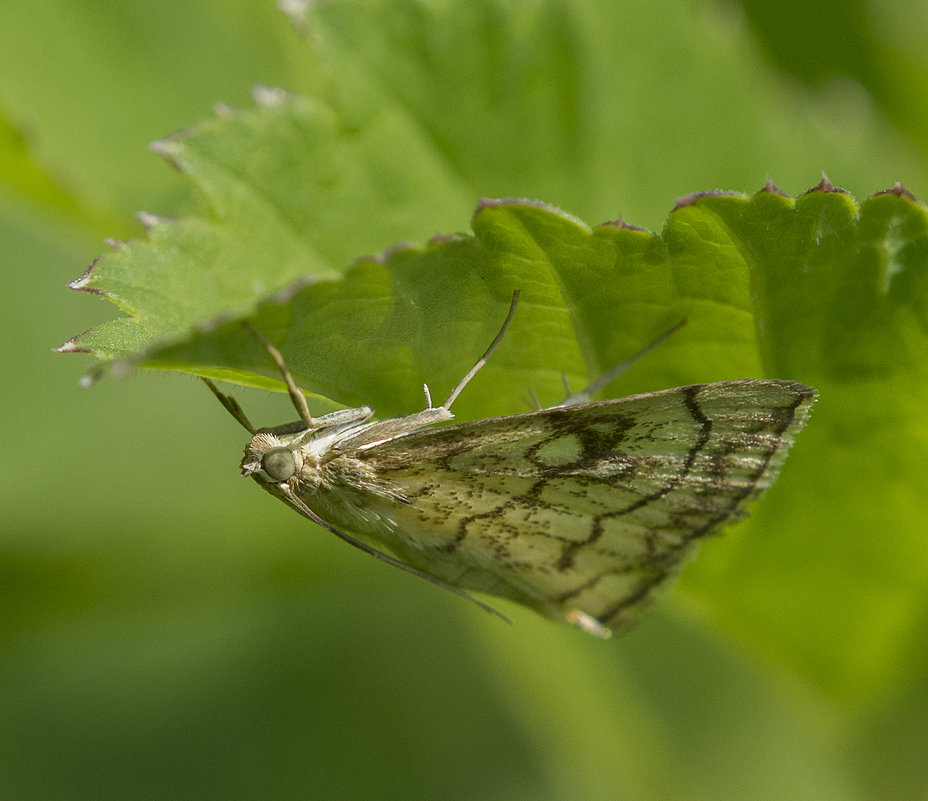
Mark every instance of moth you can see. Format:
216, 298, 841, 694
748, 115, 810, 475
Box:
205, 292, 816, 637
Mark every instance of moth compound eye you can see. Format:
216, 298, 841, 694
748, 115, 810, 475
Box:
262, 448, 297, 482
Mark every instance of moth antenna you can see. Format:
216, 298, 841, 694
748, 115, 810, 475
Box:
422, 383, 433, 409
203, 378, 256, 434
280, 485, 512, 625
243, 322, 316, 428
560, 318, 687, 406
441, 290, 520, 410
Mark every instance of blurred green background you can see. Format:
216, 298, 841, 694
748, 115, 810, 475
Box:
3, 1, 928, 799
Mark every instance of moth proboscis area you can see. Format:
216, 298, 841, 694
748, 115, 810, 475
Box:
204, 291, 816, 638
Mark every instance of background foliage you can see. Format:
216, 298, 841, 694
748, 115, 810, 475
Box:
2, 1, 927, 799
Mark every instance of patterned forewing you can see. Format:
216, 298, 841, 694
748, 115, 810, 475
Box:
349, 379, 814, 630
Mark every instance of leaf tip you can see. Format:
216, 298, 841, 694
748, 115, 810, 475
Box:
758, 177, 789, 197
253, 85, 290, 107
597, 214, 646, 232
137, 210, 169, 231
55, 332, 92, 354
873, 181, 918, 203
148, 136, 184, 168
807, 174, 848, 195
66, 258, 103, 294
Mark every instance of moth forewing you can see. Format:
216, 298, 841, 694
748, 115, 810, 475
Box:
207, 293, 816, 638
332, 379, 816, 632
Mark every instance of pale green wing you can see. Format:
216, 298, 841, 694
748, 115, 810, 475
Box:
348, 379, 816, 632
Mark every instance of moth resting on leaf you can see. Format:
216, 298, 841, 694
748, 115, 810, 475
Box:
205, 292, 816, 638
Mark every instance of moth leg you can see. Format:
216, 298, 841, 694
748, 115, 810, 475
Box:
557, 319, 686, 407
243, 322, 316, 428
565, 609, 612, 639
203, 378, 256, 434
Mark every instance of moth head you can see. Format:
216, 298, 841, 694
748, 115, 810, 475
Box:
241, 432, 304, 484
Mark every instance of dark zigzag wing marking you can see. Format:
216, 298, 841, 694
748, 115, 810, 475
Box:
355, 379, 816, 630
590, 381, 814, 627
550, 385, 712, 572
549, 381, 814, 628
